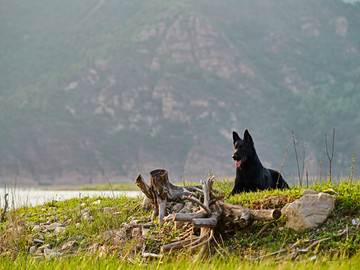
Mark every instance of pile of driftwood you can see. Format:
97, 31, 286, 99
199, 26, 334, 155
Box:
136, 169, 282, 253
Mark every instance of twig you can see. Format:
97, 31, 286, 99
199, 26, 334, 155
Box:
292, 131, 302, 187
101, 168, 115, 199
249, 234, 336, 262
245, 248, 288, 261
182, 187, 197, 197
306, 171, 309, 188
350, 153, 354, 183
319, 161, 322, 182
277, 142, 289, 185
305, 237, 331, 251
256, 221, 273, 237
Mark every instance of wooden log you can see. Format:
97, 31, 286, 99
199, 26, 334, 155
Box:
173, 211, 208, 222
249, 209, 282, 221
218, 201, 281, 221
192, 213, 221, 228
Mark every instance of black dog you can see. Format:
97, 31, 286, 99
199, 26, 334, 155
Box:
230, 129, 289, 195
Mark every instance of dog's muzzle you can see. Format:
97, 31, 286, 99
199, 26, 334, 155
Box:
233, 156, 246, 168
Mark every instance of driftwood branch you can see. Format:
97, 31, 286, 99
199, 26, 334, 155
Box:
136, 169, 283, 253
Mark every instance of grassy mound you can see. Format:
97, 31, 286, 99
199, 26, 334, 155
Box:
0, 179, 359, 269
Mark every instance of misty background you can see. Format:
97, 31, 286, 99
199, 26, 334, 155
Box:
1, 0, 360, 186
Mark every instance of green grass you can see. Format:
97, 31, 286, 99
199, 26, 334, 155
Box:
1, 177, 360, 269
2, 253, 360, 270
1, 251, 360, 270
81, 182, 140, 191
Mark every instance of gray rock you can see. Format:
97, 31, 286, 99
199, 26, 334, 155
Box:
282, 193, 336, 232
54, 226, 65, 234
46, 223, 63, 230
60, 240, 76, 251
44, 249, 61, 259
103, 207, 113, 214
92, 200, 101, 205
102, 230, 126, 240
301, 189, 319, 196
80, 208, 89, 215
81, 212, 93, 221
102, 230, 126, 245
32, 225, 41, 231
43, 248, 52, 255
33, 239, 45, 245
33, 232, 45, 240
38, 244, 51, 251
29, 246, 37, 254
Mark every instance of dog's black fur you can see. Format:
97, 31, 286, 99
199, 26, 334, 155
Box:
230, 129, 289, 195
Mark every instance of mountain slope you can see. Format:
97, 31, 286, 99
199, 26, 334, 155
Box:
1, 0, 360, 185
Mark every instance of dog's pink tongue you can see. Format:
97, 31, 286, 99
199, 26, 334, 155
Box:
235, 160, 241, 168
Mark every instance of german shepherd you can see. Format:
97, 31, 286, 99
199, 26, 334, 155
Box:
230, 129, 289, 195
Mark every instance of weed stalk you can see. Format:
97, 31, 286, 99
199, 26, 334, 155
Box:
325, 128, 335, 184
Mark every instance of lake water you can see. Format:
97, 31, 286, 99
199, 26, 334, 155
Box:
0, 187, 141, 208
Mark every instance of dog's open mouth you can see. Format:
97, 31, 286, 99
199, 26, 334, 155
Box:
235, 157, 246, 168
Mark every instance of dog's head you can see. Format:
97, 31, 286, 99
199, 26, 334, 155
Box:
232, 129, 255, 169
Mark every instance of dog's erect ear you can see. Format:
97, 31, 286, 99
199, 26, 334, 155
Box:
232, 131, 241, 144
244, 129, 253, 143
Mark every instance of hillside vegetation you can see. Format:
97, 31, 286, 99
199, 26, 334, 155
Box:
1, 0, 360, 185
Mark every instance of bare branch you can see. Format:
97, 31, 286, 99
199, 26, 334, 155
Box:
182, 195, 211, 216
325, 128, 335, 183
192, 213, 221, 228
173, 211, 208, 222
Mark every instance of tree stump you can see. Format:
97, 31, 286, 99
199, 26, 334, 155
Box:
136, 169, 282, 252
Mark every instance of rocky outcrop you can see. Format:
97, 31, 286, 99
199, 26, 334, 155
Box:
137, 8, 241, 79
